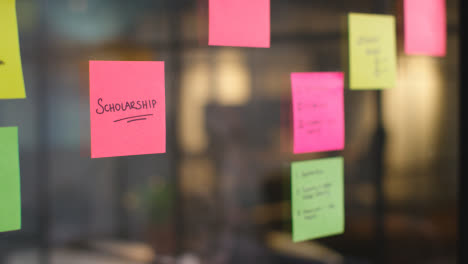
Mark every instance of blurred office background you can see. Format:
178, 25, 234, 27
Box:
0, 0, 459, 263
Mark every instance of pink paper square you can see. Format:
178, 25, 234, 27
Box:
89, 61, 166, 158
404, 0, 446, 57
291, 72, 345, 154
209, 0, 270, 48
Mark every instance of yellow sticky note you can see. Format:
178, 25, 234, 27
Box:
348, 13, 397, 90
0, 0, 26, 99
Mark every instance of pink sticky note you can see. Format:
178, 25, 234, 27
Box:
89, 61, 166, 158
209, 0, 270, 48
291, 72, 345, 154
404, 0, 446, 57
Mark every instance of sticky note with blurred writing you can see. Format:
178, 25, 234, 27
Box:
209, 0, 270, 48
89, 61, 166, 158
0, 127, 22, 232
0, 0, 26, 99
291, 72, 345, 154
404, 0, 446, 56
348, 13, 397, 89
291, 157, 344, 242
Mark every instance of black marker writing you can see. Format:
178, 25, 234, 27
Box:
357, 36, 379, 45
114, 114, 154, 123
358, 35, 389, 78
301, 169, 323, 177
96, 98, 157, 115
127, 118, 147, 123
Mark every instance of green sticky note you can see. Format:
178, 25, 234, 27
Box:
0, 0, 26, 99
0, 127, 22, 232
348, 13, 397, 90
291, 157, 344, 242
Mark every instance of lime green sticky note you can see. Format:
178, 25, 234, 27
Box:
0, 127, 22, 232
0, 0, 26, 99
348, 13, 397, 90
291, 157, 344, 242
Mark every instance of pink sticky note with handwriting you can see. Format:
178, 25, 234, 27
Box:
89, 61, 166, 158
291, 73, 345, 154
209, 0, 270, 48
404, 0, 446, 57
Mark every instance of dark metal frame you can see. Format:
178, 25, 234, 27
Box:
459, 0, 466, 263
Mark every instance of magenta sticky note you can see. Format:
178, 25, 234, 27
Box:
291, 72, 345, 154
209, 0, 270, 48
89, 61, 166, 158
404, 0, 446, 57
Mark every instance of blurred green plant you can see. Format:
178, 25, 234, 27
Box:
139, 179, 174, 225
